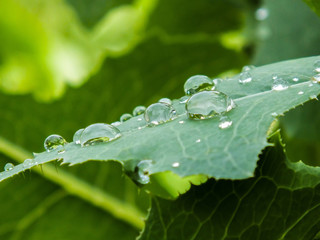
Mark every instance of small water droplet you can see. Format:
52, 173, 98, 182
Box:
242, 65, 255, 72
312, 74, 320, 83
179, 120, 184, 124
255, 7, 269, 21
212, 78, 223, 85
23, 159, 33, 167
158, 98, 172, 105
44, 134, 67, 152
314, 60, 320, 73
73, 128, 84, 144
144, 103, 176, 125
271, 112, 278, 117
133, 106, 146, 116
310, 95, 318, 100
292, 77, 299, 82
80, 123, 121, 146
309, 83, 314, 87
184, 75, 214, 95
219, 116, 233, 129
186, 91, 235, 120
136, 160, 153, 184
111, 121, 121, 127
298, 91, 304, 95
172, 162, 180, 168
120, 113, 132, 122
239, 72, 252, 84
272, 76, 288, 91
179, 96, 189, 103
4, 163, 14, 171
137, 118, 142, 121
58, 150, 65, 154
196, 139, 201, 143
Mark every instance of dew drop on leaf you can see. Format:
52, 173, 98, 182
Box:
172, 162, 180, 168
23, 159, 33, 167
310, 95, 318, 100
292, 77, 299, 82
73, 128, 84, 144
44, 134, 67, 152
132, 106, 146, 116
111, 121, 121, 127
255, 7, 269, 21
158, 98, 172, 105
298, 91, 304, 95
179, 96, 189, 103
219, 116, 233, 129
271, 76, 288, 91
186, 91, 235, 120
120, 113, 132, 122
312, 74, 320, 83
184, 75, 214, 95
80, 123, 121, 146
271, 112, 278, 117
4, 163, 14, 171
239, 72, 252, 84
136, 160, 153, 184
314, 60, 320, 73
196, 139, 201, 143
242, 65, 255, 72
144, 102, 176, 125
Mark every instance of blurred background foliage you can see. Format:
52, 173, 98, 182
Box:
1, 0, 320, 239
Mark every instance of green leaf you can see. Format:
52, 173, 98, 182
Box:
2, 56, 320, 184
303, 0, 320, 17
139, 134, 320, 240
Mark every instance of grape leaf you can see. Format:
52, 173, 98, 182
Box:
139, 134, 320, 240
1, 56, 320, 183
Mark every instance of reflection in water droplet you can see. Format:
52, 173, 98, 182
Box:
44, 134, 67, 152
292, 77, 299, 82
314, 60, 320, 73
312, 74, 320, 83
186, 91, 235, 120
80, 123, 121, 146
242, 65, 255, 72
255, 7, 269, 21
239, 72, 252, 84
23, 159, 33, 167
298, 91, 304, 95
172, 162, 180, 168
133, 106, 146, 116
73, 128, 84, 144
136, 160, 153, 184
219, 116, 233, 129
144, 103, 176, 125
196, 139, 201, 143
272, 76, 288, 91
184, 75, 214, 95
120, 113, 132, 122
4, 163, 14, 171
158, 98, 172, 105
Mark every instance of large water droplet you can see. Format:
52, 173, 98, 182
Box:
44, 134, 67, 152
144, 103, 176, 125
242, 65, 255, 72
184, 75, 214, 95
314, 60, 320, 73
158, 98, 172, 105
4, 163, 14, 171
271, 76, 288, 91
23, 159, 33, 167
136, 160, 153, 184
255, 7, 269, 21
80, 123, 121, 146
120, 113, 132, 122
133, 106, 146, 116
73, 128, 84, 144
186, 91, 235, 120
219, 116, 233, 129
239, 72, 252, 84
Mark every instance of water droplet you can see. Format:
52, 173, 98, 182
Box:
242, 65, 255, 72
120, 113, 132, 122
239, 72, 252, 84
73, 128, 84, 144
111, 121, 121, 127
255, 7, 269, 21
309, 83, 314, 87
137, 118, 142, 121
158, 98, 172, 105
186, 91, 235, 120
23, 159, 33, 167
133, 106, 146, 116
179, 120, 184, 124
312, 74, 320, 83
271, 112, 278, 117
292, 77, 299, 82
310, 95, 318, 100
44, 134, 67, 152
4, 163, 14, 171
184, 75, 214, 95
219, 116, 233, 129
136, 160, 153, 184
196, 139, 201, 143
179, 96, 189, 103
314, 60, 320, 73
144, 103, 176, 125
298, 91, 304, 95
272, 76, 288, 91
80, 123, 121, 146
172, 162, 180, 168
